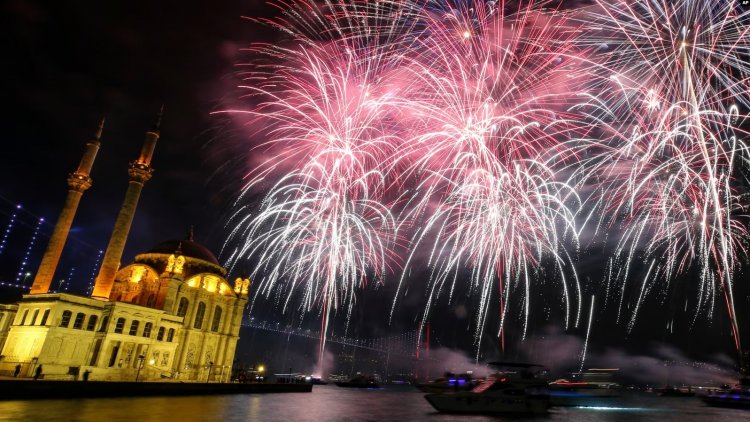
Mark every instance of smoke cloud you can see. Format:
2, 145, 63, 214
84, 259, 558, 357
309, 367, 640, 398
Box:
421, 347, 492, 378
521, 327, 737, 385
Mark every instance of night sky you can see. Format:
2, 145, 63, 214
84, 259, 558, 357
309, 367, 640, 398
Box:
0, 1, 273, 263
0, 0, 748, 376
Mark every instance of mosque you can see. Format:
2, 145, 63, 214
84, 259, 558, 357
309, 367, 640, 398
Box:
0, 113, 250, 381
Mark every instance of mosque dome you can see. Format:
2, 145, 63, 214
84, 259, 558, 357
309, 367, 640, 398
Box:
145, 239, 220, 266
133, 228, 227, 277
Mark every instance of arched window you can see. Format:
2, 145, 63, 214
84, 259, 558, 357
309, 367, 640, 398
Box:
86, 315, 98, 331
114, 317, 125, 333
73, 313, 86, 329
30, 309, 39, 325
157, 326, 165, 341
40, 309, 50, 326
167, 328, 175, 342
129, 320, 140, 336
146, 294, 156, 307
99, 316, 109, 332
193, 302, 206, 329
176, 297, 189, 317
59, 310, 72, 327
19, 309, 29, 325
211, 306, 222, 332
143, 322, 153, 338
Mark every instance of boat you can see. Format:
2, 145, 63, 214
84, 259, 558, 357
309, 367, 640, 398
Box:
334, 374, 380, 388
702, 377, 750, 409
416, 372, 478, 393
424, 362, 550, 415
658, 386, 695, 397
310, 376, 328, 385
549, 368, 620, 407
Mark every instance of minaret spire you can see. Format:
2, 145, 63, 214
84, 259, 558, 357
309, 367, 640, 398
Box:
94, 116, 105, 140
152, 104, 164, 132
30, 119, 104, 294
91, 108, 163, 300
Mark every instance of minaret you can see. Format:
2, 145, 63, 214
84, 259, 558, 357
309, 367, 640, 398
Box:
91, 108, 162, 300
30, 119, 104, 294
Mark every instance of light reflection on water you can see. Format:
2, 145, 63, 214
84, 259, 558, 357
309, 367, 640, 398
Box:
0, 385, 746, 422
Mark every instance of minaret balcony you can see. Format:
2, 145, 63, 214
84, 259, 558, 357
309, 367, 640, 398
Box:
127, 162, 153, 183
66, 173, 93, 192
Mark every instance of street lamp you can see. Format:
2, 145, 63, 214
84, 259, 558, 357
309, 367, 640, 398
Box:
22, 272, 31, 287
135, 355, 145, 382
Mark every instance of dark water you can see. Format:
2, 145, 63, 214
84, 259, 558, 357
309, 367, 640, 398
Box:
0, 385, 746, 422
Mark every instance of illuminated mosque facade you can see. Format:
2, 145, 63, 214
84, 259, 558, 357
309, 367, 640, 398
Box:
0, 114, 250, 381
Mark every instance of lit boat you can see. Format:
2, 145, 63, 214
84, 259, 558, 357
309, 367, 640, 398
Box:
702, 377, 750, 409
424, 363, 550, 415
549, 368, 620, 407
309, 376, 328, 385
416, 372, 478, 393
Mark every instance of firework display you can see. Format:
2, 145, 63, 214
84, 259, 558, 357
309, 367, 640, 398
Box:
573, 0, 750, 350
223, 0, 750, 356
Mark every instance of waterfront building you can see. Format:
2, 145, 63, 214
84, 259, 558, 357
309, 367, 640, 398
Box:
0, 113, 249, 381
0, 304, 16, 354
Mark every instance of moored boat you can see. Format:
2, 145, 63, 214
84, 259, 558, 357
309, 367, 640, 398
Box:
334, 374, 380, 388
424, 362, 550, 415
416, 372, 477, 393
310, 376, 328, 385
658, 386, 695, 397
702, 377, 750, 409
549, 368, 620, 407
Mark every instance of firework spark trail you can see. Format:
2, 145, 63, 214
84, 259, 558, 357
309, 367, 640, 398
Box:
388, 1, 584, 352
223, 0, 415, 365
571, 0, 750, 351
223, 0, 589, 360
222, 0, 750, 363
579, 294, 595, 373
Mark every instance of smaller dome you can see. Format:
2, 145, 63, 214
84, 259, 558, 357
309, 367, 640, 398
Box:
145, 239, 220, 266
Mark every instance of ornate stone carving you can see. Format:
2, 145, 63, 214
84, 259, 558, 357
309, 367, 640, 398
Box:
234, 277, 251, 295
127, 162, 153, 184
174, 255, 185, 274
166, 254, 175, 273
241, 279, 251, 295
66, 172, 93, 192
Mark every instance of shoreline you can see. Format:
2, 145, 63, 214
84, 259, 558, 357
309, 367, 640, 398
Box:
0, 380, 312, 400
